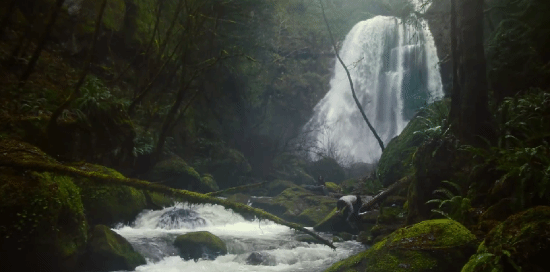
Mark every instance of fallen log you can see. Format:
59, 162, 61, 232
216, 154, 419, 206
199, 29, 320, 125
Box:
358, 175, 412, 213
0, 141, 335, 249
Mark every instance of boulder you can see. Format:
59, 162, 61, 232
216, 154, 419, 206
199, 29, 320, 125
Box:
173, 231, 227, 261
461, 206, 550, 272
325, 219, 477, 272
148, 155, 202, 190
0, 140, 88, 272
246, 251, 276, 266
73, 163, 147, 226
157, 207, 206, 230
250, 186, 336, 226
83, 225, 146, 271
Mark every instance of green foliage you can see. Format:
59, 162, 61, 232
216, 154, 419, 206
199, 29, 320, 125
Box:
413, 99, 451, 142
462, 89, 550, 209
426, 180, 471, 224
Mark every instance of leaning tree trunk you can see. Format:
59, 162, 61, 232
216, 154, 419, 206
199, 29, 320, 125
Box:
319, 0, 385, 152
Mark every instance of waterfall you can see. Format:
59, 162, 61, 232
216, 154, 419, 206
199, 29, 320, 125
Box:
304, 15, 443, 163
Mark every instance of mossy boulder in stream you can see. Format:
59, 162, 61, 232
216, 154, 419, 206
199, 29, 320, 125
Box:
83, 225, 146, 271
73, 164, 147, 226
0, 140, 88, 272
174, 231, 228, 261
461, 206, 550, 272
325, 219, 477, 272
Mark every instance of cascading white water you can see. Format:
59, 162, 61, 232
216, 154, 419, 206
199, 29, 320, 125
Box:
112, 203, 364, 272
304, 14, 443, 163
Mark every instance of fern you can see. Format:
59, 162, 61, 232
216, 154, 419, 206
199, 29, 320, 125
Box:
427, 180, 471, 223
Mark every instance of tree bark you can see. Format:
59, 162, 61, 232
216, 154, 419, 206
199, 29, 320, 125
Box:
0, 0, 17, 38
17, 0, 66, 90
358, 175, 412, 213
454, 0, 495, 146
319, 0, 385, 152
47, 0, 108, 133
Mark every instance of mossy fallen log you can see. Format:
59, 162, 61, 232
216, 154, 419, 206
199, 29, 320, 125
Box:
206, 180, 270, 197
0, 140, 335, 249
359, 175, 412, 213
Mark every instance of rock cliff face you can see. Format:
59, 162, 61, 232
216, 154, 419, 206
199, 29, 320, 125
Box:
425, 0, 452, 96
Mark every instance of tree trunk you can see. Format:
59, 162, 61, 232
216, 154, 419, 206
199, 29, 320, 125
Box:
0, 0, 17, 39
17, 0, 66, 90
456, 0, 495, 145
450, 0, 495, 146
319, 0, 385, 152
47, 0, 108, 134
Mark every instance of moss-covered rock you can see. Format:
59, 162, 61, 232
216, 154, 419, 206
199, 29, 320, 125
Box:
461, 206, 550, 272
83, 225, 146, 271
341, 178, 359, 194
207, 148, 252, 188
307, 157, 346, 184
173, 231, 228, 261
264, 179, 298, 197
377, 206, 406, 225
326, 182, 341, 193
251, 186, 336, 226
325, 219, 477, 272
377, 99, 451, 187
0, 143, 88, 272
148, 155, 202, 190
199, 173, 219, 192
71, 164, 147, 226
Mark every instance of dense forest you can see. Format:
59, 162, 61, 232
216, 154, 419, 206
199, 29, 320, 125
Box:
0, 0, 549, 271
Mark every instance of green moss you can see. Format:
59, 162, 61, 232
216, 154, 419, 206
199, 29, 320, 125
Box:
326, 182, 340, 193
377, 206, 406, 225
341, 179, 359, 194
73, 164, 146, 226
148, 191, 175, 208
149, 155, 202, 190
325, 219, 477, 272
84, 225, 146, 271
264, 180, 298, 196
377, 99, 450, 187
174, 231, 227, 261
200, 174, 219, 192
461, 206, 550, 272
0, 167, 88, 271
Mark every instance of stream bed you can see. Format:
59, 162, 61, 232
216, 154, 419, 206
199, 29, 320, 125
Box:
112, 202, 366, 272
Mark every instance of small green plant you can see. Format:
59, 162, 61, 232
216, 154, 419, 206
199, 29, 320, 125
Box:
462, 88, 550, 209
413, 99, 451, 141
426, 180, 471, 223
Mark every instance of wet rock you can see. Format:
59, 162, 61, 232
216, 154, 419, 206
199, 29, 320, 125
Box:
84, 225, 146, 271
157, 207, 206, 229
173, 231, 227, 261
0, 141, 88, 272
325, 219, 477, 272
246, 251, 276, 266
250, 186, 337, 226
73, 164, 147, 226
462, 206, 550, 272
148, 155, 203, 191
